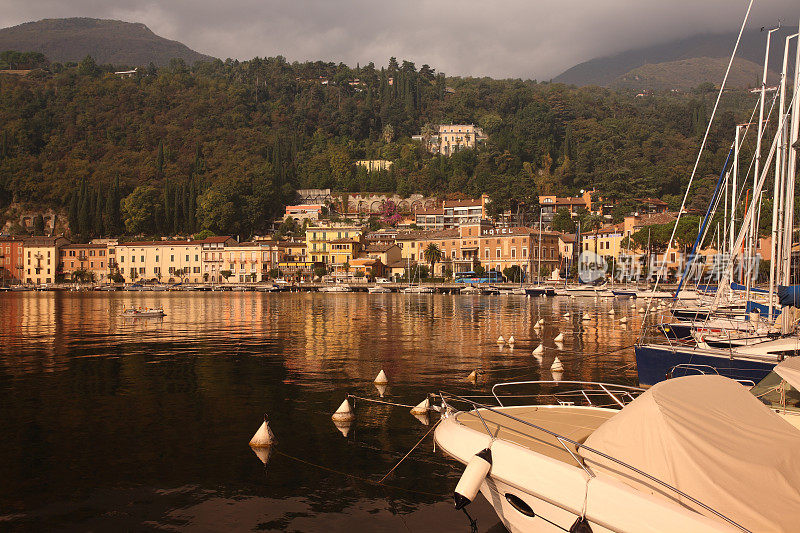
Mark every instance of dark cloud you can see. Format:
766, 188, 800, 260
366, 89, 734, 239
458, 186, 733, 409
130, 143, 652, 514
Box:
0, 0, 796, 78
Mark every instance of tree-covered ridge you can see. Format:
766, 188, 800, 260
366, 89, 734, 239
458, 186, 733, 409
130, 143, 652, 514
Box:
0, 54, 754, 238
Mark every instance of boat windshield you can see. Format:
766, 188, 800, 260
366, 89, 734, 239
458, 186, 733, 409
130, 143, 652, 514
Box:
751, 372, 800, 412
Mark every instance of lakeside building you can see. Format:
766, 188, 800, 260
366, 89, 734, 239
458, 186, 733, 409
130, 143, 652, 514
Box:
116, 236, 235, 284
404, 224, 561, 279
218, 241, 278, 283
0, 237, 25, 284
539, 191, 593, 225
23, 236, 70, 285
59, 243, 110, 283
305, 225, 363, 265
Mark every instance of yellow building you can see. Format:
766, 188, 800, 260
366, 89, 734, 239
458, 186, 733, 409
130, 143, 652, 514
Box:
305, 226, 363, 264
116, 237, 234, 284
59, 243, 110, 283
219, 242, 276, 283
436, 124, 487, 155
329, 239, 362, 273
23, 236, 70, 285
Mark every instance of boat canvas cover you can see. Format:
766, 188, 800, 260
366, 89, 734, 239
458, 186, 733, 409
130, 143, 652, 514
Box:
775, 356, 800, 391
579, 375, 800, 532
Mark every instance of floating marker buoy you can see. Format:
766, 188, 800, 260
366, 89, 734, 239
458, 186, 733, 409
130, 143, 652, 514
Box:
412, 412, 430, 426
552, 370, 564, 382
331, 398, 355, 422
374, 382, 387, 398
639, 307, 645, 312
466, 370, 478, 384
333, 419, 352, 437
374, 370, 388, 384
496, 335, 505, 345
582, 312, 591, 321
619, 316, 628, 324
410, 397, 430, 416
551, 356, 564, 372
554, 332, 564, 342
251, 445, 273, 465
533, 352, 543, 363
507, 335, 515, 346
454, 448, 493, 510
249, 414, 276, 447
533, 343, 544, 354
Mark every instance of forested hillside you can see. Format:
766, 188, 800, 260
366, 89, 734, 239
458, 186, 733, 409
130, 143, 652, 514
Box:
0, 54, 756, 239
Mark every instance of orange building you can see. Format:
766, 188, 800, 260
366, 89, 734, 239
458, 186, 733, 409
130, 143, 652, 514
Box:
0, 237, 24, 284
59, 243, 110, 283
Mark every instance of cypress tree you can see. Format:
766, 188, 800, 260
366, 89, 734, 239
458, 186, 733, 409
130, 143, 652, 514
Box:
94, 188, 104, 236
156, 140, 165, 177
68, 191, 79, 235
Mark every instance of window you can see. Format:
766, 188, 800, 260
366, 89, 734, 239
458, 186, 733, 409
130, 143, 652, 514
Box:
139, 267, 145, 274
132, 256, 136, 263
140, 255, 144, 262
496, 248, 501, 258
70, 261, 74, 268
100, 262, 104, 268
121, 256, 125, 263
523, 248, 528, 258
170, 255, 174, 261
155, 255, 159, 262
484, 248, 489, 259
186, 255, 190, 262
511, 248, 516, 259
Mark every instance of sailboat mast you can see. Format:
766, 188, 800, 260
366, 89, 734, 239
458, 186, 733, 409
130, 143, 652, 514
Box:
537, 209, 543, 284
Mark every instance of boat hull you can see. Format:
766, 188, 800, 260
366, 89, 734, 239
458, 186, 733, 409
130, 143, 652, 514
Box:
634, 344, 776, 387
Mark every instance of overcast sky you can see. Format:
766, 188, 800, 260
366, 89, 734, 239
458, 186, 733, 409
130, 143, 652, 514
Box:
0, 1, 797, 79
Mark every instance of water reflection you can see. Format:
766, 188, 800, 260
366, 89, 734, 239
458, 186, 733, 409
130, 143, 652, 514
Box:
0, 292, 639, 530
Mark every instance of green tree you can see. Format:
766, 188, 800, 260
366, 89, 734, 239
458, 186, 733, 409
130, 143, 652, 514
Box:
78, 55, 100, 77
423, 243, 443, 275
551, 208, 576, 233
32, 214, 45, 236
121, 186, 159, 234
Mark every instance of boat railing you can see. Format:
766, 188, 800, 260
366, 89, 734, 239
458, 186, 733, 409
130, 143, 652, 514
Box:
667, 364, 756, 387
490, 380, 643, 409
437, 389, 751, 533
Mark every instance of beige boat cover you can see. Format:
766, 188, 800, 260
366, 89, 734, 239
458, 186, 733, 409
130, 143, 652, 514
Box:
580, 375, 800, 532
774, 356, 800, 391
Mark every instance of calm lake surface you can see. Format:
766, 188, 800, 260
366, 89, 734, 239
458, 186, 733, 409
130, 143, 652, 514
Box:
0, 292, 640, 532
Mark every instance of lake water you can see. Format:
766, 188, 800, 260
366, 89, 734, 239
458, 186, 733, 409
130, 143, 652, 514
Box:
0, 292, 640, 532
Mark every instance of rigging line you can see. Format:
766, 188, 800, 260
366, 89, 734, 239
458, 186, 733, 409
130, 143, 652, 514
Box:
348, 395, 417, 409
379, 419, 441, 483
273, 449, 445, 497
648, 0, 754, 302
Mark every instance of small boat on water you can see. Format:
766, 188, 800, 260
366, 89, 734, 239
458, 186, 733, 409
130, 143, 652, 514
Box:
121, 307, 165, 318
367, 285, 392, 293
435, 376, 800, 532
319, 285, 352, 293
403, 285, 434, 293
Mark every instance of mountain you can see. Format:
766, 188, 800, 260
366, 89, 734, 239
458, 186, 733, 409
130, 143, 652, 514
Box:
612, 56, 778, 91
0, 18, 215, 67
554, 26, 797, 87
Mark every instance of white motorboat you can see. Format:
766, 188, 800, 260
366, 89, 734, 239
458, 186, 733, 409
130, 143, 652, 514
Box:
121, 307, 165, 318
561, 284, 608, 297
403, 285, 434, 293
367, 285, 392, 293
435, 376, 800, 532
319, 285, 352, 293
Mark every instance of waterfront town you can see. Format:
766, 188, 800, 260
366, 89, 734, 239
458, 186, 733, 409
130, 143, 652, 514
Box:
1, 188, 743, 287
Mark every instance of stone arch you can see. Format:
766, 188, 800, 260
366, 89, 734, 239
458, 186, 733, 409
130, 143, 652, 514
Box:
370, 200, 383, 213
410, 201, 422, 212
423, 199, 437, 209
397, 200, 410, 213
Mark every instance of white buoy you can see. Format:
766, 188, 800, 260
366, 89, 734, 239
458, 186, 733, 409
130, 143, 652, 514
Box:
333, 419, 353, 437
507, 335, 515, 346
551, 356, 564, 372
412, 412, 430, 426
249, 415, 276, 447
551, 370, 564, 382
454, 448, 493, 510
374, 370, 388, 384
374, 382, 387, 398
582, 312, 591, 321
496, 335, 505, 345
639, 307, 645, 312
554, 332, 564, 342
251, 445, 273, 465
619, 316, 628, 324
466, 370, 478, 384
533, 343, 544, 354
331, 398, 355, 422
410, 397, 430, 415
